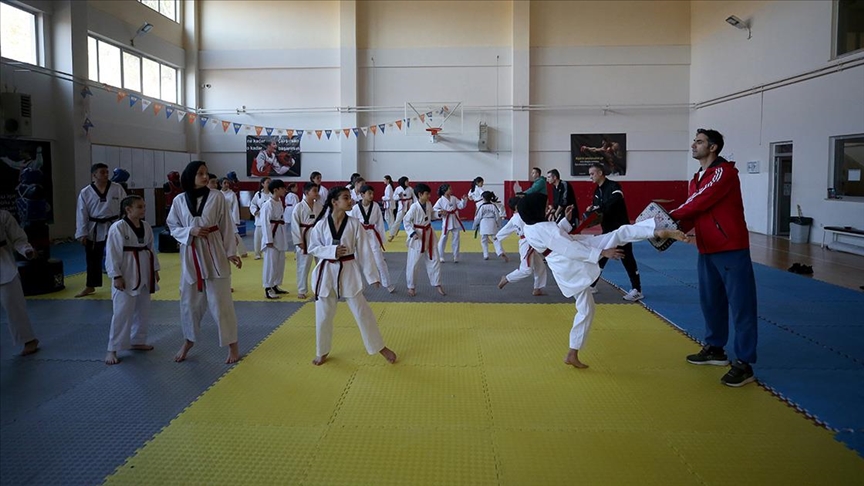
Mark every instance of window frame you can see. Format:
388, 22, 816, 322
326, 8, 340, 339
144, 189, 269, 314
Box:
0, 1, 42, 66
829, 133, 864, 201
87, 34, 181, 106
832, 0, 864, 59
138, 0, 180, 23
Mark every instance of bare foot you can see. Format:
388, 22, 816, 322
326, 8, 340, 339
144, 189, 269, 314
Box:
379, 347, 397, 364
656, 228, 689, 242
21, 339, 39, 356
297, 293, 307, 300
498, 275, 509, 289
407, 288, 416, 297
75, 287, 95, 298
436, 285, 446, 296
532, 288, 545, 296
312, 353, 329, 366
500, 253, 510, 263
564, 349, 589, 369
387, 234, 395, 242
131, 344, 154, 351
174, 340, 194, 362
105, 351, 120, 365
225, 342, 241, 364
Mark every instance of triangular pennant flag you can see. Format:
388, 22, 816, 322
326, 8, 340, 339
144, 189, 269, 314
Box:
378, 124, 386, 134
80, 86, 93, 98
315, 130, 323, 139
419, 114, 425, 123
255, 126, 263, 136
82, 117, 94, 133
222, 121, 231, 132
117, 91, 128, 103
324, 129, 332, 139
129, 95, 139, 107
360, 127, 368, 137
233, 123, 242, 134
334, 130, 341, 139
141, 99, 152, 112
286, 129, 294, 138
198, 115, 209, 127
395, 120, 403, 130
426, 111, 433, 118
343, 129, 351, 138
165, 106, 174, 119
296, 130, 303, 140
187, 113, 197, 124
153, 103, 163, 116
265, 127, 274, 136
370, 125, 377, 135
176, 110, 186, 122
353, 128, 360, 137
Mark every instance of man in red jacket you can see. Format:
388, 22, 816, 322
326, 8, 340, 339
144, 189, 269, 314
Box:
669, 129, 757, 387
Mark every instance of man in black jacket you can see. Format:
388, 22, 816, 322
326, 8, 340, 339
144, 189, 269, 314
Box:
586, 163, 642, 301
546, 169, 578, 225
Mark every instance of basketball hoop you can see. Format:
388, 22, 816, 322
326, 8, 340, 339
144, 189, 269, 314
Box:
426, 127, 442, 143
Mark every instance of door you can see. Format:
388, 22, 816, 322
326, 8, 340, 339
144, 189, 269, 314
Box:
772, 143, 793, 236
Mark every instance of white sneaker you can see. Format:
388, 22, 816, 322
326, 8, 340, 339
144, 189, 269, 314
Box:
623, 289, 644, 302
590, 286, 598, 294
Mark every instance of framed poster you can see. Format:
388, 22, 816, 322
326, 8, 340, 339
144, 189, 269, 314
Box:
0, 138, 54, 223
571, 133, 627, 176
246, 135, 301, 177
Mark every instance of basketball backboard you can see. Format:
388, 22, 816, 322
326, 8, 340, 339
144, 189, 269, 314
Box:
404, 101, 463, 138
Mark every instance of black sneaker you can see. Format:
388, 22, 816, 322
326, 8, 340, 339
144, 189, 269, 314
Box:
686, 345, 730, 366
273, 286, 289, 294
721, 360, 755, 387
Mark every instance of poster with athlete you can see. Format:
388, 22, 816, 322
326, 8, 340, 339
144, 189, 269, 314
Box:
0, 138, 54, 223
571, 133, 626, 176
246, 135, 301, 177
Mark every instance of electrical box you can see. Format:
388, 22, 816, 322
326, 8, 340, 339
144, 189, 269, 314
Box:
747, 160, 760, 174
0, 93, 33, 137
478, 122, 489, 152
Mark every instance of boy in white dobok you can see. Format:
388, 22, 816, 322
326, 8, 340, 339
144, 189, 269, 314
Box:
260, 179, 290, 299
518, 193, 688, 369
308, 187, 397, 366
403, 183, 445, 297
104, 195, 160, 365
349, 184, 395, 293
283, 182, 299, 246
248, 177, 271, 260
496, 197, 548, 296
291, 181, 322, 300
388, 176, 415, 241
220, 178, 248, 258
168, 161, 243, 364
433, 184, 468, 263
0, 209, 39, 356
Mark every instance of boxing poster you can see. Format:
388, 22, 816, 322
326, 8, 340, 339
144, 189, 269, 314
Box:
0, 138, 54, 223
246, 135, 301, 177
571, 133, 627, 176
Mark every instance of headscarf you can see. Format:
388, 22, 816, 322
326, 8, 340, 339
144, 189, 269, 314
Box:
181, 161, 210, 216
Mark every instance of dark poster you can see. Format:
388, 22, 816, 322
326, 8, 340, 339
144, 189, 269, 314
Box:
246, 135, 301, 177
571, 133, 627, 177
0, 138, 54, 223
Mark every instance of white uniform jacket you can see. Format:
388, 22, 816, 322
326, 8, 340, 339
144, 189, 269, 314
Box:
433, 195, 466, 233
0, 210, 33, 285
308, 216, 379, 299
403, 201, 437, 259
522, 221, 603, 298
291, 199, 323, 253
167, 189, 237, 287
75, 182, 127, 241
249, 190, 270, 227
393, 186, 416, 214
349, 201, 386, 250
221, 189, 241, 226
382, 184, 394, 210
260, 196, 289, 252
105, 218, 161, 295
473, 202, 503, 236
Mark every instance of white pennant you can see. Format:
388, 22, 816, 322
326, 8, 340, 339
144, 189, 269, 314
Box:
141, 99, 152, 112
334, 130, 341, 139
360, 127, 368, 137
176, 110, 187, 122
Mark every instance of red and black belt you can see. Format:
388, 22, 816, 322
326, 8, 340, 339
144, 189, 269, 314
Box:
362, 223, 385, 251
299, 223, 315, 254
415, 223, 434, 260
122, 245, 156, 293
270, 219, 284, 238
442, 210, 465, 233
190, 225, 220, 292
314, 254, 356, 300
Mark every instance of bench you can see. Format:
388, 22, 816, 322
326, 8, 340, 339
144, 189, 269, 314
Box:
822, 226, 864, 250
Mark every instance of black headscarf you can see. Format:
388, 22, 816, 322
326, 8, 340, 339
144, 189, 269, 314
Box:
181, 161, 210, 216
517, 193, 547, 225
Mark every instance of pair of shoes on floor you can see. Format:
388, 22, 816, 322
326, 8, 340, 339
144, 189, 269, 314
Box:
686, 346, 755, 387
623, 289, 644, 302
265, 287, 281, 299
788, 263, 813, 275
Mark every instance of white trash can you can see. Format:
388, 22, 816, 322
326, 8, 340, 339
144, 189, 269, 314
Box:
789, 217, 812, 244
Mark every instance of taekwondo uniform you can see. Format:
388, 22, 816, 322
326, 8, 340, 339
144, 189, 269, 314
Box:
403, 200, 441, 290
283, 191, 300, 246
76, 181, 126, 288
473, 202, 505, 259
349, 200, 392, 289
167, 188, 239, 347
523, 218, 657, 350
105, 217, 160, 352
222, 188, 247, 256
496, 212, 547, 290
433, 195, 466, 263
0, 210, 36, 347
291, 198, 323, 296
260, 195, 289, 290
382, 183, 395, 231
389, 186, 415, 238
249, 189, 271, 259
308, 215, 385, 357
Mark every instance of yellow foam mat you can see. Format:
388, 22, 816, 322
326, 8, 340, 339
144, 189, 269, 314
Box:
105, 303, 864, 485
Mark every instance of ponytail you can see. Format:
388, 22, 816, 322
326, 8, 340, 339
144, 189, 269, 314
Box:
471, 176, 483, 193
312, 186, 349, 226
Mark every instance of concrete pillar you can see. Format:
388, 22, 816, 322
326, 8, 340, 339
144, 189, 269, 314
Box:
511, 0, 530, 180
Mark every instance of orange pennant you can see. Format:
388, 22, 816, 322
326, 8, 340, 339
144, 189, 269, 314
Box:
153, 103, 163, 116
255, 126, 263, 136
286, 129, 294, 138
187, 113, 197, 124
315, 130, 323, 139
395, 120, 403, 130
222, 120, 231, 132
419, 114, 425, 123
343, 128, 351, 138
370, 125, 377, 134
117, 91, 128, 102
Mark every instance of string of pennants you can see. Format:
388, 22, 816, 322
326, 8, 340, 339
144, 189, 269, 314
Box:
80, 82, 450, 139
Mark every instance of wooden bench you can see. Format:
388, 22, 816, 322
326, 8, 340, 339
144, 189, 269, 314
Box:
822, 226, 864, 248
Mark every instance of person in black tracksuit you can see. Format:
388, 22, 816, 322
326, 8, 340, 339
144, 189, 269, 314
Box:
587, 163, 643, 301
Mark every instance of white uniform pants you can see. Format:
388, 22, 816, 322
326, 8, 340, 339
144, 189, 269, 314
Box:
108, 287, 151, 351
296, 250, 314, 294
506, 247, 547, 290
234, 232, 247, 256
384, 205, 395, 232
480, 234, 504, 259
179, 277, 238, 347
262, 247, 286, 288
406, 247, 441, 289
315, 292, 385, 357
368, 241, 391, 288
253, 225, 263, 258
437, 229, 461, 262
570, 288, 596, 350
390, 207, 407, 238
1, 275, 35, 346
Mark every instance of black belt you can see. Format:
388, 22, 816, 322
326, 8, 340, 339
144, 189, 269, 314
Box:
90, 216, 119, 224
314, 254, 356, 300
122, 245, 156, 293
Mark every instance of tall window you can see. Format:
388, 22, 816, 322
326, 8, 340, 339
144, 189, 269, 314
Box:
836, 0, 864, 56
0, 2, 38, 65
831, 135, 864, 198
139, 0, 178, 22
88, 36, 179, 104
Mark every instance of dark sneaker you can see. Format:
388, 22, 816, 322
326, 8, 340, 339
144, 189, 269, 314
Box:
721, 360, 755, 387
686, 345, 730, 366
265, 288, 281, 300
273, 286, 289, 294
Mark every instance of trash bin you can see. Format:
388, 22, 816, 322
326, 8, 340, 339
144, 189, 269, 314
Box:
789, 217, 813, 244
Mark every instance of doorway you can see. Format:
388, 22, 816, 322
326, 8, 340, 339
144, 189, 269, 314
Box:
772, 142, 793, 236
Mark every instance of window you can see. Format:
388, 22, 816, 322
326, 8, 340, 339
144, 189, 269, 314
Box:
831, 135, 864, 198
139, 0, 178, 22
88, 36, 179, 104
836, 0, 864, 57
0, 2, 38, 65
